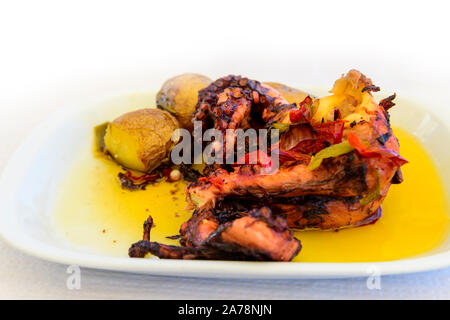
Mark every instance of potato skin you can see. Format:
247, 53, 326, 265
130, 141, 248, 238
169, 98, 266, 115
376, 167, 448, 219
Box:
104, 109, 179, 172
156, 73, 211, 130
264, 82, 310, 105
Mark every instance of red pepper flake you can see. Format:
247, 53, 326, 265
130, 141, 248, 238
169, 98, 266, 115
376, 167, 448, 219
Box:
125, 170, 159, 182
162, 168, 172, 179
119, 170, 160, 191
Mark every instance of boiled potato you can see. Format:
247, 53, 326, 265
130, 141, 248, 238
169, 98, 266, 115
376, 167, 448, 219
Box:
156, 73, 211, 130
264, 82, 310, 105
104, 109, 179, 172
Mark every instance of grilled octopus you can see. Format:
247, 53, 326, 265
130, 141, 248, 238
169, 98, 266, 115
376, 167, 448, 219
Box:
129, 207, 301, 261
129, 70, 406, 261
186, 70, 406, 230
192, 75, 294, 160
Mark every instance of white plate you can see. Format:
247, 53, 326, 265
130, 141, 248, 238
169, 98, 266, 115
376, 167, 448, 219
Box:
0, 78, 449, 279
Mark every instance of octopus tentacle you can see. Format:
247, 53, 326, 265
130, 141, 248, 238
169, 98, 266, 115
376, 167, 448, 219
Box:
129, 240, 244, 260
204, 195, 382, 231
129, 207, 301, 261
205, 207, 302, 261
192, 75, 293, 157
179, 207, 219, 247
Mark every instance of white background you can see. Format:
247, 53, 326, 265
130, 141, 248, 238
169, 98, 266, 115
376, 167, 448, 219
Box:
0, 0, 449, 299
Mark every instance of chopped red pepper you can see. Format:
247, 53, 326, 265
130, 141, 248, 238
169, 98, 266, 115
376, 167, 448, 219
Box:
290, 139, 331, 155
277, 149, 312, 164
196, 176, 223, 191
270, 141, 311, 164
125, 170, 160, 182
289, 120, 346, 155
208, 176, 224, 191
347, 132, 408, 167
235, 150, 272, 168
314, 120, 346, 144
289, 96, 313, 124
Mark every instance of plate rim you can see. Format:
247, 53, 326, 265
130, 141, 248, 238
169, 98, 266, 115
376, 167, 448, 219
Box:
0, 90, 449, 279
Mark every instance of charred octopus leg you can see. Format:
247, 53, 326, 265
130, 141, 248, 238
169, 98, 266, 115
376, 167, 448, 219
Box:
128, 215, 236, 260
270, 196, 383, 230
186, 152, 371, 209
192, 75, 293, 157
213, 195, 383, 231
205, 207, 301, 261
129, 207, 301, 261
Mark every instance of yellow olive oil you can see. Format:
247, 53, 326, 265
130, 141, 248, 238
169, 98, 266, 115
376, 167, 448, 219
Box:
54, 127, 449, 262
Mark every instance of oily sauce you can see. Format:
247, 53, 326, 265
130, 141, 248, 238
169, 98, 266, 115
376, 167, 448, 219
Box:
53, 127, 449, 262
